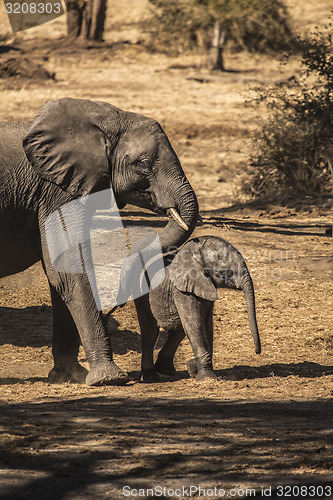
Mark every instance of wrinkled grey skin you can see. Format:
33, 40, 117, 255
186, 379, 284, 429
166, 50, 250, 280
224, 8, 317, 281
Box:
0, 98, 198, 386
134, 236, 261, 382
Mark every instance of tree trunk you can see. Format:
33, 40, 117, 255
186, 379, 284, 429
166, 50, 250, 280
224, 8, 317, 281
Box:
65, 0, 86, 38
209, 20, 226, 71
89, 0, 107, 41
325, 147, 333, 238
65, 0, 106, 40
81, 0, 93, 39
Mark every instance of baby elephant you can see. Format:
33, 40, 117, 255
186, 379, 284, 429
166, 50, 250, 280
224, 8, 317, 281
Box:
134, 236, 261, 382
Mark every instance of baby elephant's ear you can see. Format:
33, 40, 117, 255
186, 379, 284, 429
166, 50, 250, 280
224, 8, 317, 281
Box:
23, 98, 115, 198
169, 243, 217, 301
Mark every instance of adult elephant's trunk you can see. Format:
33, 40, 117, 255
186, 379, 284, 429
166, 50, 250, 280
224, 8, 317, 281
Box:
242, 270, 261, 355
115, 170, 198, 306
157, 172, 199, 252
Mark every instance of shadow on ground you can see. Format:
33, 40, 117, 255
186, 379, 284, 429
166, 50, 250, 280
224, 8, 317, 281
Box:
0, 305, 52, 348
217, 361, 333, 380
202, 213, 329, 237
0, 397, 332, 499
0, 306, 141, 354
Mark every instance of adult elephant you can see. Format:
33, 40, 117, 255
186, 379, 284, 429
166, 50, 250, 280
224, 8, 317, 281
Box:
0, 98, 198, 386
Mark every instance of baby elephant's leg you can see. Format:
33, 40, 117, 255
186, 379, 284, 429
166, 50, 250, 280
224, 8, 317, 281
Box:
155, 327, 185, 375
186, 303, 214, 379
175, 293, 216, 381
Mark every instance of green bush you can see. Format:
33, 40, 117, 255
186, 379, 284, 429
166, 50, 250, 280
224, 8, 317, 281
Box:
246, 18, 333, 198
144, 0, 293, 54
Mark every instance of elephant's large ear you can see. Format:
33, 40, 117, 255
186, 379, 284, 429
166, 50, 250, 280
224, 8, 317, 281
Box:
169, 240, 217, 301
23, 98, 121, 198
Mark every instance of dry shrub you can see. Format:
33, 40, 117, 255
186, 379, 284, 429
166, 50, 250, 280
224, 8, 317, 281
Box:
144, 0, 293, 55
245, 18, 333, 198
144, 0, 211, 54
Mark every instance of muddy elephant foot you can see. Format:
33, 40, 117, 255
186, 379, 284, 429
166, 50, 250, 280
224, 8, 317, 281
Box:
140, 368, 162, 383
85, 362, 129, 386
187, 358, 217, 381
154, 357, 177, 376
48, 362, 88, 384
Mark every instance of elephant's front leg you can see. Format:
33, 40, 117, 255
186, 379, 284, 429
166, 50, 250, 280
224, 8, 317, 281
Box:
175, 293, 217, 381
134, 295, 160, 382
48, 283, 88, 383
62, 274, 129, 385
186, 303, 215, 380
41, 224, 129, 385
46, 268, 128, 385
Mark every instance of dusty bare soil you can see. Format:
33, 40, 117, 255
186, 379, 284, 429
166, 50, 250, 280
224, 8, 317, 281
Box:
1, 2, 333, 499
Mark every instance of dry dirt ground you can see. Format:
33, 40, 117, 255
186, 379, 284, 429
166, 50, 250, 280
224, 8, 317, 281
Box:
0, 2, 333, 499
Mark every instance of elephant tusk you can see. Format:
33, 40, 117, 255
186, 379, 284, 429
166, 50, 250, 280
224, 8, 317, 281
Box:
168, 208, 189, 232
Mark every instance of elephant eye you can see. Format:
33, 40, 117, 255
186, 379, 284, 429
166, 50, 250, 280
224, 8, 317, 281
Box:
138, 159, 152, 171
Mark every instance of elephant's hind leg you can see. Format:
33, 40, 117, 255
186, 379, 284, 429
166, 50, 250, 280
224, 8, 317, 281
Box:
48, 283, 88, 384
155, 327, 185, 376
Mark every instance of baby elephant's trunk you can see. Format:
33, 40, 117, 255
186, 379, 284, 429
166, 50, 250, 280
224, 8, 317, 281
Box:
242, 272, 261, 354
